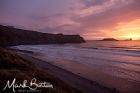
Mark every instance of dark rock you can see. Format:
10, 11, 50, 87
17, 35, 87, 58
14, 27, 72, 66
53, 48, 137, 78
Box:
0, 25, 85, 46
100, 38, 118, 41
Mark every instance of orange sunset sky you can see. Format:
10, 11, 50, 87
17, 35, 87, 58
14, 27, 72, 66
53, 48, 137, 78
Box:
0, 0, 140, 40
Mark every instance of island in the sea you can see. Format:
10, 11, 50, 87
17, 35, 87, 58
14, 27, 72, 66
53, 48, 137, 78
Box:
123, 38, 133, 41
100, 38, 118, 41
0, 25, 85, 46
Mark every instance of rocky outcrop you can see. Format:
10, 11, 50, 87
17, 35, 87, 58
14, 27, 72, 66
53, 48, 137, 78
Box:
101, 38, 118, 41
0, 25, 85, 46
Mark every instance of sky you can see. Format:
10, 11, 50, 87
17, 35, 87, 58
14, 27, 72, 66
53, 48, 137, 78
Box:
0, 0, 140, 40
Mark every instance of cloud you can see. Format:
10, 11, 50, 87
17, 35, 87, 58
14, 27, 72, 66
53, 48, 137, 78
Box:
0, 0, 140, 39
73, 0, 134, 17
0, 0, 78, 29
73, 0, 140, 37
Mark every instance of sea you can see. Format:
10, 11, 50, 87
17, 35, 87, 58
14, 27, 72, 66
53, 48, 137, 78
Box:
12, 40, 140, 93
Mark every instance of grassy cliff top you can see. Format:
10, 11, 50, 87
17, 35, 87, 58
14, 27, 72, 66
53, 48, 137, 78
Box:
0, 48, 82, 93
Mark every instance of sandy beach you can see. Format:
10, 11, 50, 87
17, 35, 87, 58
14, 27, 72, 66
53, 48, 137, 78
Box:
17, 52, 118, 93
13, 44, 140, 93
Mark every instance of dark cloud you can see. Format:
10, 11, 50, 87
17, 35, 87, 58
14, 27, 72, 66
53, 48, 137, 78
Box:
79, 0, 107, 7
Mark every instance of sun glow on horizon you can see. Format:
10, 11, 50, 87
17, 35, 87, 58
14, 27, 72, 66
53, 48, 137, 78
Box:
83, 19, 140, 40
115, 19, 140, 40
81, 19, 140, 40
120, 34, 140, 40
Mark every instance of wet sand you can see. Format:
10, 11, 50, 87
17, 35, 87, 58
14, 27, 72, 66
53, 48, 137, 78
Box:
18, 53, 119, 93
12, 45, 140, 93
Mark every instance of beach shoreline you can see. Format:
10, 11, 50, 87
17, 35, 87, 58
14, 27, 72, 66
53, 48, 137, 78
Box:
16, 51, 119, 93
11, 44, 140, 93
0, 48, 83, 93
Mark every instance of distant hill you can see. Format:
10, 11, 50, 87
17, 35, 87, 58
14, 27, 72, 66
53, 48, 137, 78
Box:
100, 38, 118, 41
0, 25, 85, 46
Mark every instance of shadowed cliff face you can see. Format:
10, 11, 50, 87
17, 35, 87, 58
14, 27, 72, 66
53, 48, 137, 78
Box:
0, 25, 85, 46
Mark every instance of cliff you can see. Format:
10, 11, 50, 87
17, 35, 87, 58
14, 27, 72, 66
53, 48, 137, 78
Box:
0, 25, 85, 46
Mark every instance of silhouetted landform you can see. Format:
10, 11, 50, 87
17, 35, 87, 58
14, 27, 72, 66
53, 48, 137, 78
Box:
0, 25, 85, 46
123, 38, 133, 41
101, 38, 118, 41
129, 38, 132, 41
